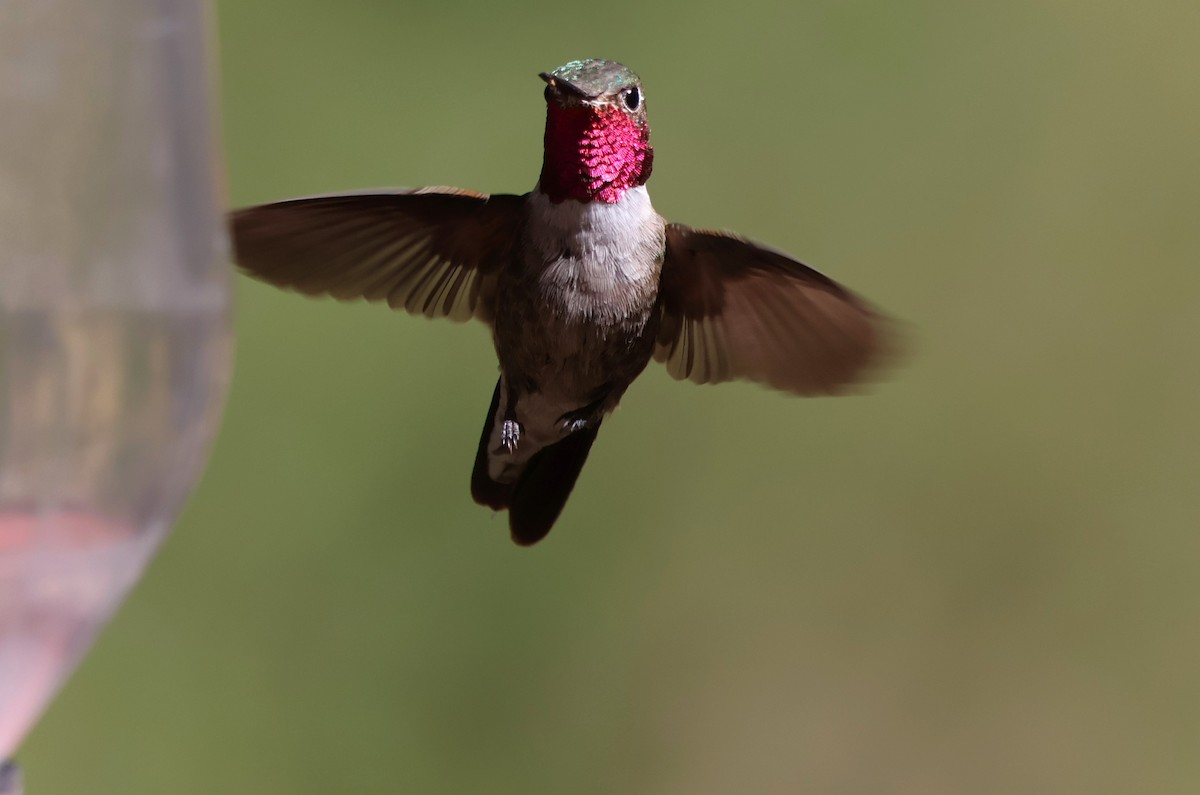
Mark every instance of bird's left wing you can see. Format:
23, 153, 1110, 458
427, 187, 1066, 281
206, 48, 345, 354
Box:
230, 188, 526, 324
654, 223, 895, 395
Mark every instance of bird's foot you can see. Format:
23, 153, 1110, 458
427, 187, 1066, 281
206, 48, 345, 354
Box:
500, 419, 523, 454
556, 408, 596, 434
557, 387, 610, 434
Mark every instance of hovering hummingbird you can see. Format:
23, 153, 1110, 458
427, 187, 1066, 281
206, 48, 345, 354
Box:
232, 58, 893, 546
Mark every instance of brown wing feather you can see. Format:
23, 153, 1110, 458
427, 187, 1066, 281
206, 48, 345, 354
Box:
230, 188, 525, 324
655, 224, 895, 395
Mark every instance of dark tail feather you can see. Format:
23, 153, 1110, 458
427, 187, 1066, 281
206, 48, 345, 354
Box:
508, 422, 600, 546
470, 379, 513, 510
470, 377, 600, 545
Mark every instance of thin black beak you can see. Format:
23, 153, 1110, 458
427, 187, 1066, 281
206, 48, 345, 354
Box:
539, 72, 592, 100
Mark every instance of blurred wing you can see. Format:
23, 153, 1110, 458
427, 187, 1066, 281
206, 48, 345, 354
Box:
655, 224, 893, 395
230, 188, 525, 323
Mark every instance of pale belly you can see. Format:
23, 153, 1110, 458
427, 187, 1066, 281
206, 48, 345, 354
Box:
486, 283, 659, 482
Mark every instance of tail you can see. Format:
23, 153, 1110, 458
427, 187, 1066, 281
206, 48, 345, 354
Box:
507, 423, 600, 545
470, 379, 601, 546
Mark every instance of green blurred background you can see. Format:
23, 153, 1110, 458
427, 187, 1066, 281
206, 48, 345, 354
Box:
21, 0, 1200, 792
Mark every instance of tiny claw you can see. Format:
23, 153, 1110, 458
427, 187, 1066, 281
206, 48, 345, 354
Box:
557, 389, 609, 434
500, 419, 522, 453
560, 417, 590, 433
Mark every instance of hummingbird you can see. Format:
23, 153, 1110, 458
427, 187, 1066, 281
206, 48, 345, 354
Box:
231, 59, 893, 546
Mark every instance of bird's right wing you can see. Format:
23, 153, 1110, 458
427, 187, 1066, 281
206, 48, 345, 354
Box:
230, 188, 526, 324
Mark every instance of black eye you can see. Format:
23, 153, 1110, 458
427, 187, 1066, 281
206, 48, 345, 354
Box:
622, 87, 641, 111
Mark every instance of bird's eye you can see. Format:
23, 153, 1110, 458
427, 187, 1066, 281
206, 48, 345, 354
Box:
544, 85, 554, 103
622, 87, 641, 111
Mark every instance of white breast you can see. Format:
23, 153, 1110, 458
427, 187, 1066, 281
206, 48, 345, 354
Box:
524, 186, 665, 318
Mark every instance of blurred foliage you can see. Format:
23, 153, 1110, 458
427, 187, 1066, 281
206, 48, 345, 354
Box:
20, 0, 1200, 792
